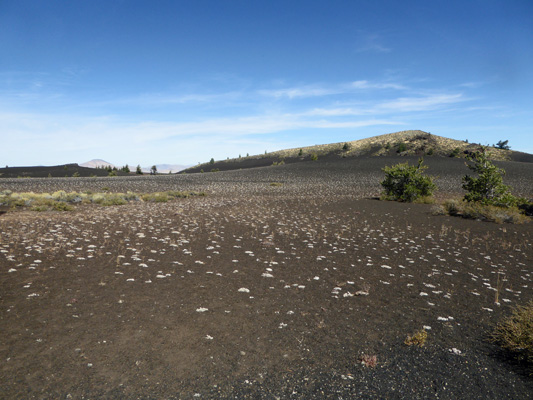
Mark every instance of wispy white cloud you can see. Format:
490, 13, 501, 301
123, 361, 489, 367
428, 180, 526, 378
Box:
355, 33, 391, 53
350, 80, 406, 90
259, 79, 405, 99
303, 93, 466, 116
258, 85, 340, 99
101, 91, 245, 106
375, 94, 466, 112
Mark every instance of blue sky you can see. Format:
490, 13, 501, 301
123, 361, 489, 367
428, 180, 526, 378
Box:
1, 0, 532, 167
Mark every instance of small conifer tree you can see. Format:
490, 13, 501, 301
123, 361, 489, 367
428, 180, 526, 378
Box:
462, 147, 516, 207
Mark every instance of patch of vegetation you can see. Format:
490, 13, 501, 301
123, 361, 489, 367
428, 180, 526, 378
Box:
136, 165, 143, 175
380, 158, 436, 202
404, 329, 428, 347
269, 182, 283, 187
397, 142, 407, 153
433, 199, 529, 224
449, 147, 461, 158
490, 301, 533, 366
426, 148, 434, 155
142, 193, 169, 203
272, 160, 285, 166
310, 153, 318, 161
342, 142, 351, 151
0, 190, 205, 212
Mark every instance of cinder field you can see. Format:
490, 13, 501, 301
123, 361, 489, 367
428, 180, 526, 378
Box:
1, 156, 532, 399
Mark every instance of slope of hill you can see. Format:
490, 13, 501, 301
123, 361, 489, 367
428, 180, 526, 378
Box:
182, 130, 533, 174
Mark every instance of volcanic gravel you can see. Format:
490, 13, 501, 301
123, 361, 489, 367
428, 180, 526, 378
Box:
1, 157, 532, 399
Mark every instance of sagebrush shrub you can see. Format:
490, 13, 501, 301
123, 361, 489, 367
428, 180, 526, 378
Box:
381, 158, 436, 202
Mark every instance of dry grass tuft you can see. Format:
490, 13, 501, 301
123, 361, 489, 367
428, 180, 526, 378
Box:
405, 329, 428, 347
433, 198, 530, 224
491, 301, 533, 365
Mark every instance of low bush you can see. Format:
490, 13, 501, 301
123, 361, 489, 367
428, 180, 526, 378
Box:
449, 147, 461, 157
405, 329, 428, 347
434, 198, 529, 224
381, 158, 436, 202
491, 301, 533, 366
397, 142, 407, 153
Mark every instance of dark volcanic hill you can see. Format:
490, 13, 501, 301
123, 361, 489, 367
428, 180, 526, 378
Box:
182, 130, 533, 174
0, 164, 130, 178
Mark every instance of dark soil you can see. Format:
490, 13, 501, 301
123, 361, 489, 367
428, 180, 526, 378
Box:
1, 158, 532, 399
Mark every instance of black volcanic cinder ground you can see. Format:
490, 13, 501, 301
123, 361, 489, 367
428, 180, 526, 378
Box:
0, 156, 532, 399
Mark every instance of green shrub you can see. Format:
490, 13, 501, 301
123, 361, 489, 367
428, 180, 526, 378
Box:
462, 147, 516, 207
381, 158, 436, 202
31, 205, 49, 212
491, 301, 533, 365
99, 194, 128, 206
310, 153, 318, 161
397, 142, 407, 153
141, 193, 169, 203
426, 148, 434, 155
52, 202, 73, 211
449, 147, 461, 157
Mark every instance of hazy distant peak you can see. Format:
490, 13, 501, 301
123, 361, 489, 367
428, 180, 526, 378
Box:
80, 159, 116, 169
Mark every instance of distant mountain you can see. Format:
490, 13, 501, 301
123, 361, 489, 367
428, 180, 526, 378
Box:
80, 159, 116, 169
182, 130, 533, 174
141, 164, 189, 174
